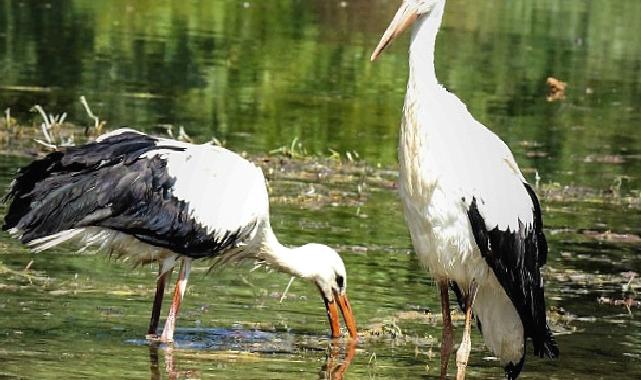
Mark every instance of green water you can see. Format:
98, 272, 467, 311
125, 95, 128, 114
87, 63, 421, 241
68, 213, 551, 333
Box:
1, 0, 640, 379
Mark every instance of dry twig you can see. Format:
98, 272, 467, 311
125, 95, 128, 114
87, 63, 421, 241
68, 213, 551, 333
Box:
80, 96, 104, 135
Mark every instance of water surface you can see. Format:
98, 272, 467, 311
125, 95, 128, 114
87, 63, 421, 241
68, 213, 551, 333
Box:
1, 0, 640, 379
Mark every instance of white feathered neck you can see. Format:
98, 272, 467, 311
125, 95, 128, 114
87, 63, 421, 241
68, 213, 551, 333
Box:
408, 0, 446, 89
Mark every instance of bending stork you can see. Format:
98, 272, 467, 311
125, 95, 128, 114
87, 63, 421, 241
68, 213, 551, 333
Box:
3, 129, 357, 342
371, 1, 558, 379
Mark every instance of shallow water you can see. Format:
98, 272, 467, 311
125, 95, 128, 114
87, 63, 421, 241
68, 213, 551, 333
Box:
1, 1, 641, 379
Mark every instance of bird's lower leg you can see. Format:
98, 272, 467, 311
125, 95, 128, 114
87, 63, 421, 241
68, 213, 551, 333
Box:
456, 281, 479, 380
438, 279, 454, 380
147, 266, 173, 339
160, 258, 192, 342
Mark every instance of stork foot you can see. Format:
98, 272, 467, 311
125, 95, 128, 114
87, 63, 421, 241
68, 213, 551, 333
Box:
145, 333, 161, 341
455, 337, 471, 380
147, 332, 174, 344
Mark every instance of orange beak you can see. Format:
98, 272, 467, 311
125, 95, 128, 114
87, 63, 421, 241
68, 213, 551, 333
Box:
371, 2, 419, 61
323, 290, 358, 339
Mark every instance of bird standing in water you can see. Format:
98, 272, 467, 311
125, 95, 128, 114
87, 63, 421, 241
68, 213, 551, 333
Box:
3, 129, 357, 342
371, 1, 558, 379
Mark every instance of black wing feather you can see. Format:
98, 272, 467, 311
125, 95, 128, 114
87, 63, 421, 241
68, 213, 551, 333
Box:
3, 131, 253, 257
467, 184, 558, 362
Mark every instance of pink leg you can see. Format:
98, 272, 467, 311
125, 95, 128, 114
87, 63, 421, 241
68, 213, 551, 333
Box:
456, 281, 479, 380
147, 265, 173, 339
438, 279, 454, 380
160, 258, 192, 342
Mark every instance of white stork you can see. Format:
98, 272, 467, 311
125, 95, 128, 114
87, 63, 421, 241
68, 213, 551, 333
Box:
3, 129, 357, 342
371, 1, 558, 379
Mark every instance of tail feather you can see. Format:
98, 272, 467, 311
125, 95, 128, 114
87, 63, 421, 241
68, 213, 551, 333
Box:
3, 151, 64, 231
2, 131, 158, 245
504, 353, 525, 380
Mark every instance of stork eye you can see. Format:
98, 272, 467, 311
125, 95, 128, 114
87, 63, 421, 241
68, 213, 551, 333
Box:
336, 274, 345, 289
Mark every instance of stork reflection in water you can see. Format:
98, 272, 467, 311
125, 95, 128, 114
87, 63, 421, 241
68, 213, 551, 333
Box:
148, 340, 357, 380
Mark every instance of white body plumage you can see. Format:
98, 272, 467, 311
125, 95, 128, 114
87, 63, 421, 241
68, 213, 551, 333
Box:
400, 80, 526, 365
371, 1, 558, 376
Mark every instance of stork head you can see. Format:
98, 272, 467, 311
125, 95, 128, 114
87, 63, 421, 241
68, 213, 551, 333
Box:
296, 243, 358, 340
370, 0, 445, 61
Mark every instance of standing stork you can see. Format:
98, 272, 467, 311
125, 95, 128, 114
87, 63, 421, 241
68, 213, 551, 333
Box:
3, 129, 357, 342
370, 1, 558, 379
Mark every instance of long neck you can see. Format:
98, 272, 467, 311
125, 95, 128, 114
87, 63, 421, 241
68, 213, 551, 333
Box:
408, 1, 446, 90
259, 227, 314, 279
